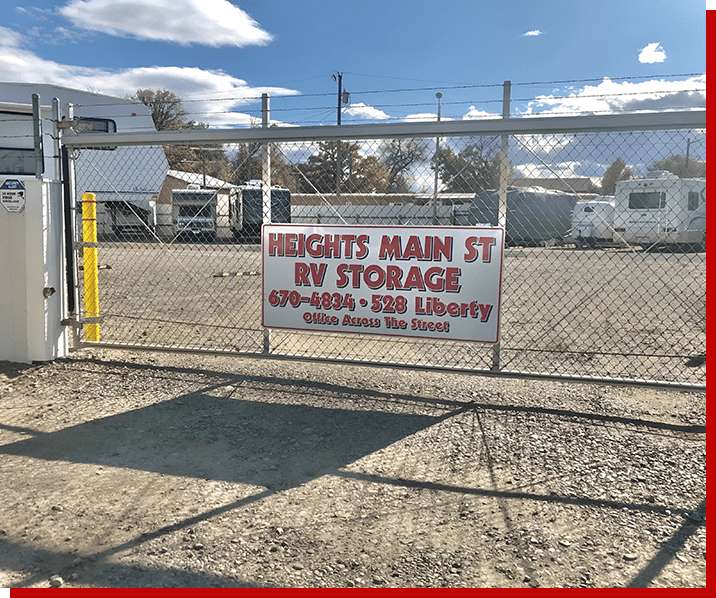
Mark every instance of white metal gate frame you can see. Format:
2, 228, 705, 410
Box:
62, 110, 707, 391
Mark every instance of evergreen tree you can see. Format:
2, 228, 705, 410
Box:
601, 158, 632, 195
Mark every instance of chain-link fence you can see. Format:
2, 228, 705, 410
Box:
64, 112, 706, 388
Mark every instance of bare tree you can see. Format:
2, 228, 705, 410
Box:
130, 89, 192, 131
131, 89, 232, 179
380, 138, 429, 192
436, 138, 508, 193
648, 154, 706, 178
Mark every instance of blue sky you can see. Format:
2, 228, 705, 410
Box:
0, 0, 707, 127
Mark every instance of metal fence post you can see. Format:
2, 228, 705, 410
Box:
262, 93, 272, 354
31, 94, 44, 179
433, 93, 442, 224
492, 80, 511, 372
60, 102, 82, 348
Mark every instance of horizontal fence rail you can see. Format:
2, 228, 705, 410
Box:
65, 109, 706, 389
62, 111, 705, 146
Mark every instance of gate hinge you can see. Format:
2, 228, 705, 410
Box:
57, 118, 80, 130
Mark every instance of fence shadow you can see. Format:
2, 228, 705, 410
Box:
1, 357, 704, 588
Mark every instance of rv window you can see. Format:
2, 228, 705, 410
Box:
0, 147, 35, 175
75, 117, 117, 134
688, 191, 700, 211
178, 205, 212, 218
1, 111, 37, 174
584, 206, 594, 213
628, 191, 666, 210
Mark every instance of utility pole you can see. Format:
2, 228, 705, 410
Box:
333, 71, 343, 125
332, 72, 343, 202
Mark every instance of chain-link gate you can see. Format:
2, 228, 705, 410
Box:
63, 110, 706, 388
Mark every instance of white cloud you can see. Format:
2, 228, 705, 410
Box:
463, 106, 500, 120
0, 26, 296, 127
514, 161, 582, 179
523, 29, 542, 37
0, 26, 24, 48
638, 42, 666, 64
15, 6, 55, 18
520, 75, 706, 116
402, 112, 456, 122
403, 113, 436, 122
343, 103, 390, 121
59, 0, 272, 47
516, 133, 575, 157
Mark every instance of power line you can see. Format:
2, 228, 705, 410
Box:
74, 73, 705, 109
114, 86, 707, 123
56, 73, 705, 128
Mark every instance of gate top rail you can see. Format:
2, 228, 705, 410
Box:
62, 110, 706, 148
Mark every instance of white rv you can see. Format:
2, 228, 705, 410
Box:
172, 188, 219, 240
0, 83, 168, 239
171, 187, 237, 241
612, 173, 706, 250
571, 196, 616, 247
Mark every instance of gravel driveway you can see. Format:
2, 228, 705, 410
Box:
0, 348, 706, 588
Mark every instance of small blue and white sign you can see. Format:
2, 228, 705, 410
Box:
1, 178, 26, 213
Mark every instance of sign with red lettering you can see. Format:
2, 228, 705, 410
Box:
262, 224, 504, 342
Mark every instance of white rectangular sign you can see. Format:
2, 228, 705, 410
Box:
262, 224, 504, 343
0, 179, 26, 213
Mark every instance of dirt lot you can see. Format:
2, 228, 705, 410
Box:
0, 347, 706, 588
86, 242, 706, 386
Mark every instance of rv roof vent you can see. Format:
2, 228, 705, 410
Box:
187, 184, 201, 190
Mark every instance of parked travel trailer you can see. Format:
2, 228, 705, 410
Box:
612, 174, 706, 250
102, 192, 158, 239
570, 196, 616, 247
230, 182, 291, 242
172, 188, 221, 240
685, 201, 706, 249
0, 83, 168, 238
467, 186, 578, 246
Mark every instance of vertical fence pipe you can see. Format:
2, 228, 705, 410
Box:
261, 93, 271, 223
62, 103, 81, 346
432, 93, 442, 224
82, 192, 100, 342
52, 98, 61, 181
491, 80, 511, 372
31, 94, 44, 179
261, 93, 272, 353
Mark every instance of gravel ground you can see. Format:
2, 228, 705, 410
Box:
0, 348, 706, 588
86, 242, 705, 385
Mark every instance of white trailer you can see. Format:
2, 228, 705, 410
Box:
0, 83, 168, 239
612, 173, 706, 250
172, 188, 219, 240
570, 196, 616, 247
96, 192, 158, 239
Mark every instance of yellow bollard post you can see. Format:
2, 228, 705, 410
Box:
82, 193, 100, 342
